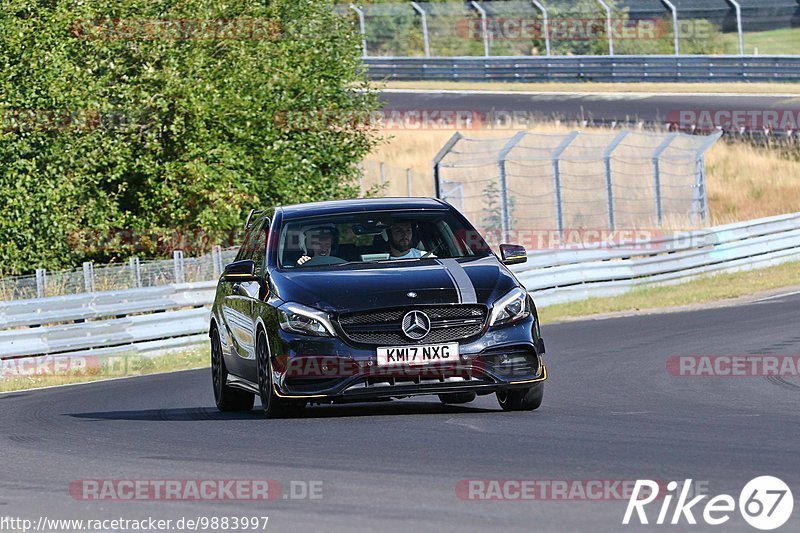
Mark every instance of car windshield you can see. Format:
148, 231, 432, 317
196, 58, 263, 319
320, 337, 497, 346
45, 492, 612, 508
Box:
278, 210, 492, 269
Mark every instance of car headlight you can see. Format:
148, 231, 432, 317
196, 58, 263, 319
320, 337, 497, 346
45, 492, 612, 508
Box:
277, 302, 336, 337
488, 287, 530, 327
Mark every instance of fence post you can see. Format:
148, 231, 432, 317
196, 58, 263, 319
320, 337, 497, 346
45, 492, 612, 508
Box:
82, 262, 95, 293
173, 250, 185, 284
652, 133, 679, 227
129, 257, 142, 288
406, 168, 413, 196
551, 132, 580, 240
212, 245, 222, 278
531, 1, 551, 56
596, 0, 614, 56
725, 0, 745, 55
35, 268, 47, 298
441, 180, 465, 212
497, 132, 527, 242
602, 131, 630, 231
432, 132, 463, 198
357, 161, 364, 197
349, 4, 368, 58
379, 161, 386, 187
470, 1, 490, 57
661, 0, 680, 55
691, 131, 723, 225
410, 2, 431, 57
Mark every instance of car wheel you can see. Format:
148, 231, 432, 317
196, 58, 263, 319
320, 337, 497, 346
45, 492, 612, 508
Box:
256, 329, 305, 418
496, 382, 544, 411
438, 392, 477, 404
211, 327, 255, 412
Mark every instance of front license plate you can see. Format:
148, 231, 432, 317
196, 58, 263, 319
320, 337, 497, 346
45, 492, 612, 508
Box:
376, 343, 459, 367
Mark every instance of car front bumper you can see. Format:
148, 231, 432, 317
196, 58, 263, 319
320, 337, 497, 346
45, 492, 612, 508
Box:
270, 315, 547, 401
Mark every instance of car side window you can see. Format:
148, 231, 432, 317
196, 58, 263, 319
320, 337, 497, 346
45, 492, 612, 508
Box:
251, 218, 270, 277
234, 227, 257, 262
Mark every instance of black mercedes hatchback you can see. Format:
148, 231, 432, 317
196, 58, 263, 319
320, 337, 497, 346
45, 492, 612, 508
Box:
209, 198, 547, 417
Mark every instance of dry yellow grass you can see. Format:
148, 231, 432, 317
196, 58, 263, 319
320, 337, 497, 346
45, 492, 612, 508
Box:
705, 143, 800, 224
365, 126, 800, 226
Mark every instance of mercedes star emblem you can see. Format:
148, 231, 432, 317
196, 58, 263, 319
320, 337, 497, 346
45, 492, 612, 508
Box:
401, 310, 431, 340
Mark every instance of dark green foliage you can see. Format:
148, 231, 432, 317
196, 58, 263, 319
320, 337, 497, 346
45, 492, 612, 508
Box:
0, 0, 379, 275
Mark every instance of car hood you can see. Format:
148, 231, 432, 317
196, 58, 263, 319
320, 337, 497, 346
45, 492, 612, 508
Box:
269, 256, 519, 313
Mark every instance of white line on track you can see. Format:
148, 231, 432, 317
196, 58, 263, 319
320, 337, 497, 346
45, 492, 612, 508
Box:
754, 290, 800, 303
380, 88, 800, 99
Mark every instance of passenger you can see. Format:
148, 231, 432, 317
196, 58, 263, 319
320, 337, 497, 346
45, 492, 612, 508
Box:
297, 226, 337, 266
387, 221, 423, 260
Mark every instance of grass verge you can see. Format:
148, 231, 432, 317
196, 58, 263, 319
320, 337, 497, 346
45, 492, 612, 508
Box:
0, 345, 210, 393
538, 260, 800, 324
379, 81, 800, 95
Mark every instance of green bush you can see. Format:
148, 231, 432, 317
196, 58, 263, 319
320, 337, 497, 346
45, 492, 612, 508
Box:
0, 0, 379, 275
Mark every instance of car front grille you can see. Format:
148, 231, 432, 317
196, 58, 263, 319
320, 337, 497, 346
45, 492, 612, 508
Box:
337, 305, 487, 346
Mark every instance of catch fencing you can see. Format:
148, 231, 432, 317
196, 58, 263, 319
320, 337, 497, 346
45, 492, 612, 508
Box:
0, 247, 236, 302
433, 129, 721, 240
339, 0, 800, 57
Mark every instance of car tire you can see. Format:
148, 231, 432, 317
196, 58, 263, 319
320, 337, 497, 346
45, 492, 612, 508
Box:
256, 329, 306, 418
496, 382, 544, 411
438, 392, 477, 404
211, 327, 255, 412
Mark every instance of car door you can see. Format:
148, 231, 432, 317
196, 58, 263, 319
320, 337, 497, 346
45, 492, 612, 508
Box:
220, 225, 259, 376
237, 218, 270, 381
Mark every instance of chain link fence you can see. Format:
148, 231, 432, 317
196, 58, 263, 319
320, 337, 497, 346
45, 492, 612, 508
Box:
340, 0, 799, 57
0, 247, 237, 302
358, 160, 431, 197
433, 129, 721, 239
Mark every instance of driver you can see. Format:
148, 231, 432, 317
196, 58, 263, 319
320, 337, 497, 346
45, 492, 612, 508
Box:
388, 220, 423, 260
297, 226, 337, 266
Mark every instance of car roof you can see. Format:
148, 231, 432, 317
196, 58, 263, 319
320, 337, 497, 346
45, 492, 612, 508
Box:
278, 197, 451, 220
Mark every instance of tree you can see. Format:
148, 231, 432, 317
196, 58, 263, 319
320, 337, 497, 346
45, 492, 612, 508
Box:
0, 0, 379, 275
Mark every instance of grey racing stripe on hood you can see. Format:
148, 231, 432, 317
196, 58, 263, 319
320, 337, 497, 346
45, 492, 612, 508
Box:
438, 258, 478, 304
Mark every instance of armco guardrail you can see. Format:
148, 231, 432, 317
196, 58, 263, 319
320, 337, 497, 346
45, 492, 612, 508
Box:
365, 56, 800, 82
0, 212, 798, 361
515, 212, 800, 307
0, 282, 216, 360
0, 281, 216, 329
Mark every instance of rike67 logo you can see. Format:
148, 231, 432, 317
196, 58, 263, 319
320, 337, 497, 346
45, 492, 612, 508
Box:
623, 477, 794, 530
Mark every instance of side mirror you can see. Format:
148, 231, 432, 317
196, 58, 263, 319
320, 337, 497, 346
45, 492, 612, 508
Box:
500, 244, 527, 265
222, 259, 258, 282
